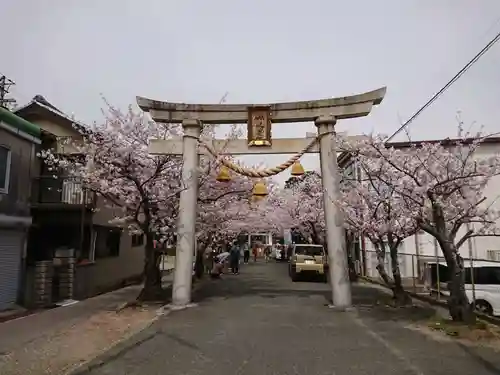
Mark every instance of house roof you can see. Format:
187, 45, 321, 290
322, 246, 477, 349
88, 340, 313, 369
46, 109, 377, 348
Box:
337, 136, 500, 167
15, 95, 90, 135
0, 106, 41, 138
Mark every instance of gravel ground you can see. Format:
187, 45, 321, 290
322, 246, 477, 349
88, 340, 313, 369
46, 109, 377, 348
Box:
0, 308, 158, 375
0, 274, 176, 375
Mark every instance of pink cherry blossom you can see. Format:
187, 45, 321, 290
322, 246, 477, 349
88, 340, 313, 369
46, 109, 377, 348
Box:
337, 144, 416, 304
339, 128, 500, 321
275, 172, 325, 244
39, 103, 266, 300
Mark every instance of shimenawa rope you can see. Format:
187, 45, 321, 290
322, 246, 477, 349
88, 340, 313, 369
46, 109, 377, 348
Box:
184, 131, 334, 178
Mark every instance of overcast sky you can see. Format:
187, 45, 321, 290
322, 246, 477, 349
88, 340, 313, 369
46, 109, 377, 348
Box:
3, 0, 500, 183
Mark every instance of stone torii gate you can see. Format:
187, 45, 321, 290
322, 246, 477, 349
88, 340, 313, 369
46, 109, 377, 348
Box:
137, 87, 386, 310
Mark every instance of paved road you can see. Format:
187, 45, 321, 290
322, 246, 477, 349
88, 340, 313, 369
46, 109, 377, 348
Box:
82, 261, 500, 375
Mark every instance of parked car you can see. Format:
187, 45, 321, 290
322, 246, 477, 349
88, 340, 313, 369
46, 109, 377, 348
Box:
288, 244, 327, 282
425, 260, 500, 316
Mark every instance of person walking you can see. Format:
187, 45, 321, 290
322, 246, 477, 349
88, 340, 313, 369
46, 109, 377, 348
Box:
229, 241, 241, 274
252, 245, 258, 263
286, 244, 293, 261
205, 246, 216, 274
242, 241, 250, 264
264, 246, 271, 262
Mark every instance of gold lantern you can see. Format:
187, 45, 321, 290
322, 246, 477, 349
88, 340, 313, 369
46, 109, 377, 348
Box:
252, 181, 268, 197
290, 161, 305, 176
216, 166, 231, 182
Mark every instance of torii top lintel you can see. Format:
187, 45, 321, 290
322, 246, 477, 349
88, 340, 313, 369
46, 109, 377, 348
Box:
136, 87, 386, 125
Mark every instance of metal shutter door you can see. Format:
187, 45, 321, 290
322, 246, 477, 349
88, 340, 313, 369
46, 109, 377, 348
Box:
0, 229, 23, 310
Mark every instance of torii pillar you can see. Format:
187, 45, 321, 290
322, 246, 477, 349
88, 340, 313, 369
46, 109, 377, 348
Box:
137, 87, 386, 309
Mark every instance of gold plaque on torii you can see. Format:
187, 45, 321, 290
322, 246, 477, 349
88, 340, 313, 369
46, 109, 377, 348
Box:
247, 106, 272, 147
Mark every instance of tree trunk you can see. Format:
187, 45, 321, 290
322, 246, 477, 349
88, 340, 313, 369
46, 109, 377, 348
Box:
346, 231, 358, 282
137, 232, 164, 301
373, 241, 392, 285
308, 221, 323, 245
441, 243, 475, 323
428, 199, 475, 323
194, 240, 209, 279
194, 249, 205, 279
389, 244, 411, 306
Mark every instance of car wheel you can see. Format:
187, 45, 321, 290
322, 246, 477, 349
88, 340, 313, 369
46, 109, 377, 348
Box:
475, 300, 493, 316
291, 269, 298, 282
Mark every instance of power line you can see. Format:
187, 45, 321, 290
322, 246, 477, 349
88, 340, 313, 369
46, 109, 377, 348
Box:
386, 28, 500, 143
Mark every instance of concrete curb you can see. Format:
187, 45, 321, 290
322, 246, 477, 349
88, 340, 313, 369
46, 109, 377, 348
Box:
359, 276, 500, 326
67, 276, 208, 375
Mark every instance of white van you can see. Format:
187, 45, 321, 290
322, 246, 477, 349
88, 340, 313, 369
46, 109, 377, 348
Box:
424, 260, 500, 316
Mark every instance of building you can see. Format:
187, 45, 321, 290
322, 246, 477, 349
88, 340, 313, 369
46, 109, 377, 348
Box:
15, 96, 144, 305
0, 106, 40, 310
338, 137, 500, 280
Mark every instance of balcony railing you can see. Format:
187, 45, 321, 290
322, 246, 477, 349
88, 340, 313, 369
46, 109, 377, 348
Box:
32, 175, 95, 205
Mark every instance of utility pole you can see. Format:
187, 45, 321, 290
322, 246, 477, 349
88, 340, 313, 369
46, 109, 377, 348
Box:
0, 74, 17, 109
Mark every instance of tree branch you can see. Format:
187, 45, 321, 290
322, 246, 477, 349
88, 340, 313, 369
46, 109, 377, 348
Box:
456, 229, 474, 250
417, 219, 440, 239
198, 189, 250, 204
457, 232, 500, 250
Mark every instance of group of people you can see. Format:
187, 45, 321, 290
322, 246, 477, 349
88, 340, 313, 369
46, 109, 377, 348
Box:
205, 240, 262, 279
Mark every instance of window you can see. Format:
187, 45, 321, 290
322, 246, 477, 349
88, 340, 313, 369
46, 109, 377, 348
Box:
475, 267, 500, 285
294, 245, 324, 256
131, 233, 144, 247
75, 227, 94, 263
464, 268, 473, 284
429, 264, 450, 285
487, 250, 500, 261
94, 226, 121, 258
106, 230, 121, 257
0, 145, 11, 194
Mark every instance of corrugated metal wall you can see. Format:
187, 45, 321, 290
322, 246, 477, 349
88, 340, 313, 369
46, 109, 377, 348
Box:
0, 229, 23, 310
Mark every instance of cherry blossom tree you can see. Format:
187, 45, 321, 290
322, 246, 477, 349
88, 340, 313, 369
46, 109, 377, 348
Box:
192, 175, 294, 278
193, 163, 255, 277
212, 179, 293, 237
39, 104, 254, 300
41, 105, 184, 301
246, 190, 297, 234
346, 130, 500, 322
282, 171, 325, 244
338, 155, 416, 305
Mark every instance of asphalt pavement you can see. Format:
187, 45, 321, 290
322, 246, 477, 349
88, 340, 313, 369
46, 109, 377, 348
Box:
79, 260, 500, 375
